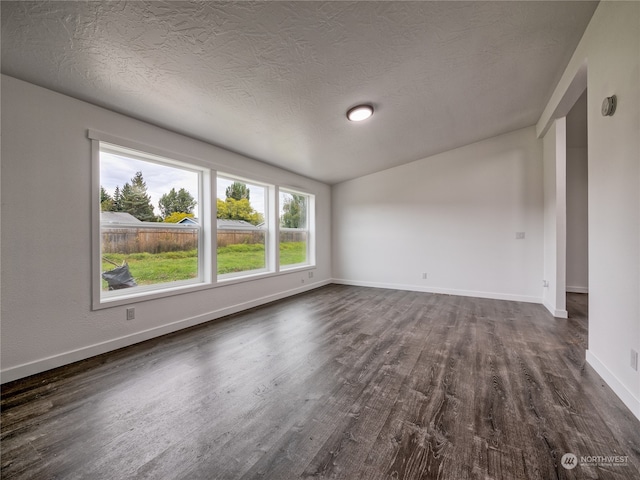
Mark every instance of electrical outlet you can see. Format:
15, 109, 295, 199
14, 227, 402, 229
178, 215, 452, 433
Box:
126, 308, 135, 321
422, 273, 428, 280
631, 349, 638, 371
516, 232, 526, 240
543, 280, 549, 287
308, 271, 314, 279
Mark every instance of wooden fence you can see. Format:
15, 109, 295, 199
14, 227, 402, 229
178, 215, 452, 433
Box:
217, 230, 265, 248
102, 227, 198, 254
102, 227, 306, 254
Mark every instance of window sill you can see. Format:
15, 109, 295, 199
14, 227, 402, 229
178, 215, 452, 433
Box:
93, 265, 317, 310
216, 264, 315, 287
93, 280, 213, 310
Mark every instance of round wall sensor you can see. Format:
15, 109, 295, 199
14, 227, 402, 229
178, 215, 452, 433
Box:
601, 95, 617, 116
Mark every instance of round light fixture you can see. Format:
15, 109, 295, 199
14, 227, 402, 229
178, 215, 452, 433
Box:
347, 104, 374, 122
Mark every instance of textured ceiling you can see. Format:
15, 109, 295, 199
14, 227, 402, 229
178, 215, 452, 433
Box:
1, 1, 597, 184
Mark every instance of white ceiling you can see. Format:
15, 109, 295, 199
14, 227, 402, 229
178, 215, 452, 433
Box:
1, 1, 597, 184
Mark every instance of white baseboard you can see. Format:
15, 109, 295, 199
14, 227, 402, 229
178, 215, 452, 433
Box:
586, 350, 640, 421
0, 280, 331, 384
331, 278, 542, 304
567, 286, 589, 294
543, 299, 569, 318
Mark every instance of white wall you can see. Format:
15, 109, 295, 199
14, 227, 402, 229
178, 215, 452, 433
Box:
566, 91, 588, 293
537, 1, 640, 419
332, 126, 543, 303
542, 118, 568, 318
0, 76, 332, 382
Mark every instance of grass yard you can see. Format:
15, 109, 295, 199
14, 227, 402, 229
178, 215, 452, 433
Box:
101, 250, 198, 290
279, 241, 307, 266
218, 243, 266, 274
102, 242, 307, 289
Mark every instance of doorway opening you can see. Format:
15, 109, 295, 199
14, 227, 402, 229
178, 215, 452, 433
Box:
565, 88, 589, 320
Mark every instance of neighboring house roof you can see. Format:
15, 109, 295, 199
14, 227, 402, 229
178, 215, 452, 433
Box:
100, 212, 141, 223
217, 219, 260, 230
102, 213, 260, 229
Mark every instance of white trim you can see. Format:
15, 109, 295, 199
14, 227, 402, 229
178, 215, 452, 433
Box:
1, 280, 332, 384
91, 138, 102, 309
98, 279, 213, 308
93, 136, 212, 309
536, 58, 587, 138
278, 188, 315, 270
586, 350, 640, 421
88, 129, 212, 172
542, 299, 569, 318
566, 286, 589, 294
332, 278, 542, 304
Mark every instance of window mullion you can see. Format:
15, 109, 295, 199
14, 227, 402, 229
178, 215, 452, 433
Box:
274, 186, 281, 272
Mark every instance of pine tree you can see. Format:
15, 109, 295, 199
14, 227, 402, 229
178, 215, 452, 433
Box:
100, 186, 114, 211
120, 172, 156, 221
112, 186, 122, 211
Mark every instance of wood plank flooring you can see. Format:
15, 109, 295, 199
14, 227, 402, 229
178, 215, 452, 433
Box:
2, 285, 639, 479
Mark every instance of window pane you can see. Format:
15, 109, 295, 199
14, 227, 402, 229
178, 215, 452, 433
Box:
101, 224, 199, 291
279, 192, 307, 229
279, 230, 307, 266
99, 146, 202, 297
279, 191, 308, 267
217, 176, 267, 276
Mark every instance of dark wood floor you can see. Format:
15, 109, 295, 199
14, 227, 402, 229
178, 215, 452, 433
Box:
2, 285, 639, 479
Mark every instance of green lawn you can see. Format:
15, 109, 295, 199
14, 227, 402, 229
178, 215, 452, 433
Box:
102, 242, 307, 289
279, 241, 307, 266
217, 243, 265, 274
102, 250, 198, 289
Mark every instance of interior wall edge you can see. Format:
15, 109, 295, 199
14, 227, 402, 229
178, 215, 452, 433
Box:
542, 300, 569, 319
586, 349, 640, 422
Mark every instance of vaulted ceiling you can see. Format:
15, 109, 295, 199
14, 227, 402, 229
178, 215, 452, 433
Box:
1, 1, 597, 184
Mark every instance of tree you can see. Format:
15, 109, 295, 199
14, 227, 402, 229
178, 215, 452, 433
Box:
281, 194, 307, 228
112, 186, 123, 212
158, 187, 197, 219
217, 181, 262, 225
164, 212, 195, 223
120, 172, 156, 221
100, 186, 114, 211
225, 182, 250, 201
216, 198, 263, 225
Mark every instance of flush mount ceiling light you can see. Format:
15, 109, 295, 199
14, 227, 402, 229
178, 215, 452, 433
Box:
347, 104, 374, 122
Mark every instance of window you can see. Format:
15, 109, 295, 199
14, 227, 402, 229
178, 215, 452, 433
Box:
279, 189, 313, 268
93, 135, 211, 307
91, 132, 316, 307
216, 175, 270, 279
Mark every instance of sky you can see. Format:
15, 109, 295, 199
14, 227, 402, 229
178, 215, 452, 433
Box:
101, 152, 200, 217
101, 152, 266, 217
216, 175, 266, 215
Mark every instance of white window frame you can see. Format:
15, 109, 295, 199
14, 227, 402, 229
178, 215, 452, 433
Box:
90, 130, 213, 309
278, 187, 315, 270
216, 173, 274, 282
